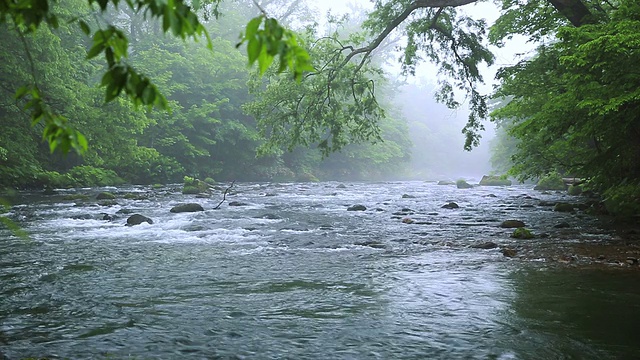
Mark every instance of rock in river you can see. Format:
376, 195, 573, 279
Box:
441, 202, 459, 209
96, 192, 116, 200
126, 214, 153, 226
347, 204, 367, 211
471, 242, 498, 249
500, 220, 525, 228
456, 180, 473, 189
554, 202, 574, 212
229, 201, 249, 207
170, 203, 205, 213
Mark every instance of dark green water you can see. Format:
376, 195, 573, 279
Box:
1, 182, 638, 359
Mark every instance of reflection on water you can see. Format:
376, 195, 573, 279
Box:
0, 182, 638, 359
508, 267, 640, 360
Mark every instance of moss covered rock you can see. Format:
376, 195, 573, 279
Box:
479, 175, 512, 186
96, 192, 116, 200
456, 180, 473, 189
511, 227, 534, 239
554, 202, 574, 212
182, 176, 210, 194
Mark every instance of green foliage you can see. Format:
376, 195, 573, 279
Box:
534, 172, 566, 191
365, 4, 495, 150
66, 166, 123, 187
1, 0, 311, 156
244, 24, 387, 157
491, 0, 640, 201
603, 182, 640, 217
567, 184, 582, 195
0, 198, 29, 239
237, 15, 314, 82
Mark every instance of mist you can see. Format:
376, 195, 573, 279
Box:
394, 82, 495, 181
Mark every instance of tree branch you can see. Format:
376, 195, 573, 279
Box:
213, 181, 235, 210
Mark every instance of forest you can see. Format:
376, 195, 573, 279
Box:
1, 0, 639, 216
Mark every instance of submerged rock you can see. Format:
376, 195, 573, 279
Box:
500, 220, 526, 228
347, 204, 367, 211
471, 242, 498, 249
402, 194, 416, 199
437, 180, 455, 185
71, 214, 94, 220
126, 214, 153, 226
554, 222, 571, 228
336, 184, 347, 189
501, 248, 518, 257
402, 217, 415, 224
170, 203, 204, 213
538, 200, 556, 207
255, 213, 281, 220
554, 202, 574, 212
229, 201, 249, 207
354, 240, 385, 249
102, 213, 116, 221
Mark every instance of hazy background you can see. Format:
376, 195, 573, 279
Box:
308, 0, 534, 180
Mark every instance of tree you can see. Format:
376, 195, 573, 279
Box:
1, 0, 312, 155
490, 0, 640, 214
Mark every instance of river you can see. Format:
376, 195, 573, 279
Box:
1, 181, 638, 359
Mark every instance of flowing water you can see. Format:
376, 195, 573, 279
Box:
1, 181, 638, 359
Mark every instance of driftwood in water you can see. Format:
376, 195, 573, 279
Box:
213, 181, 235, 210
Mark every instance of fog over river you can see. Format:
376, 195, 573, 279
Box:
1, 181, 639, 359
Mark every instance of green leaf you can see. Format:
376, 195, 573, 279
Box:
79, 20, 91, 35
246, 16, 263, 38
247, 38, 261, 64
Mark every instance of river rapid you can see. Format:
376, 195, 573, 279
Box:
1, 181, 639, 359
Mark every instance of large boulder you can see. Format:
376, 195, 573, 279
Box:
126, 214, 153, 226
456, 180, 473, 189
479, 175, 512, 186
170, 203, 205, 213
500, 220, 526, 228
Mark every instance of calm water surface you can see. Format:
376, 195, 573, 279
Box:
1, 181, 638, 359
